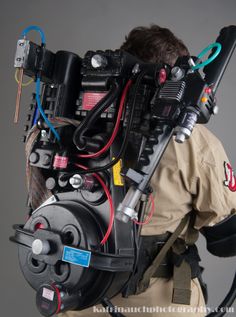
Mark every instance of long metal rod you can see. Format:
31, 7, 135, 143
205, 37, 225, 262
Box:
14, 68, 24, 123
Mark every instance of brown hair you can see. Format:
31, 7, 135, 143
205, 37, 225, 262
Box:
120, 25, 189, 66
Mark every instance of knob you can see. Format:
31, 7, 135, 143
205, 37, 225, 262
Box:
69, 174, 83, 189
91, 54, 108, 68
29, 152, 39, 164
171, 66, 184, 81
32, 239, 50, 255
42, 154, 51, 166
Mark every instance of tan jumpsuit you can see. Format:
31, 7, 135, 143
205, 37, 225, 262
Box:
59, 125, 236, 317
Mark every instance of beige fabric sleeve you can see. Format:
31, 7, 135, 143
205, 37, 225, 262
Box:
142, 125, 236, 235
190, 127, 236, 229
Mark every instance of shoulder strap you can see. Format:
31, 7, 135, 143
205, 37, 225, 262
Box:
136, 213, 190, 294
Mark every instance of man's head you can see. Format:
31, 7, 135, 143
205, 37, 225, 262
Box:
120, 24, 189, 66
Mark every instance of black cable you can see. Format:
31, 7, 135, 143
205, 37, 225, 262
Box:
101, 297, 126, 317
120, 221, 140, 298
206, 271, 236, 317
72, 70, 147, 175
73, 81, 120, 149
133, 221, 140, 274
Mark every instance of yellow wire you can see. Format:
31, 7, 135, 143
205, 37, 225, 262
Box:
15, 68, 34, 87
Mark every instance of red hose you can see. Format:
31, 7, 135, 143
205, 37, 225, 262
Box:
133, 194, 155, 225
74, 163, 114, 245
78, 79, 133, 158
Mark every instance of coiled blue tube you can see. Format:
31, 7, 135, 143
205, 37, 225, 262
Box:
192, 42, 222, 70
21, 25, 46, 44
36, 77, 60, 141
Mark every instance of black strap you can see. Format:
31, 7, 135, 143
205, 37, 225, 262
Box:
172, 259, 192, 305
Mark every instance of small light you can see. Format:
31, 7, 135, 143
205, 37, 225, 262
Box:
205, 87, 212, 94
35, 223, 45, 230
159, 68, 167, 84
201, 97, 208, 103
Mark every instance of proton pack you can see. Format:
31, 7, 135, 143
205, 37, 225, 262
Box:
10, 25, 236, 317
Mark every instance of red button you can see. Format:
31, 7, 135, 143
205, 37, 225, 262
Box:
205, 87, 212, 94
159, 69, 167, 84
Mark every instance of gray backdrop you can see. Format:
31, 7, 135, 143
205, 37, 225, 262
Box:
0, 0, 235, 316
